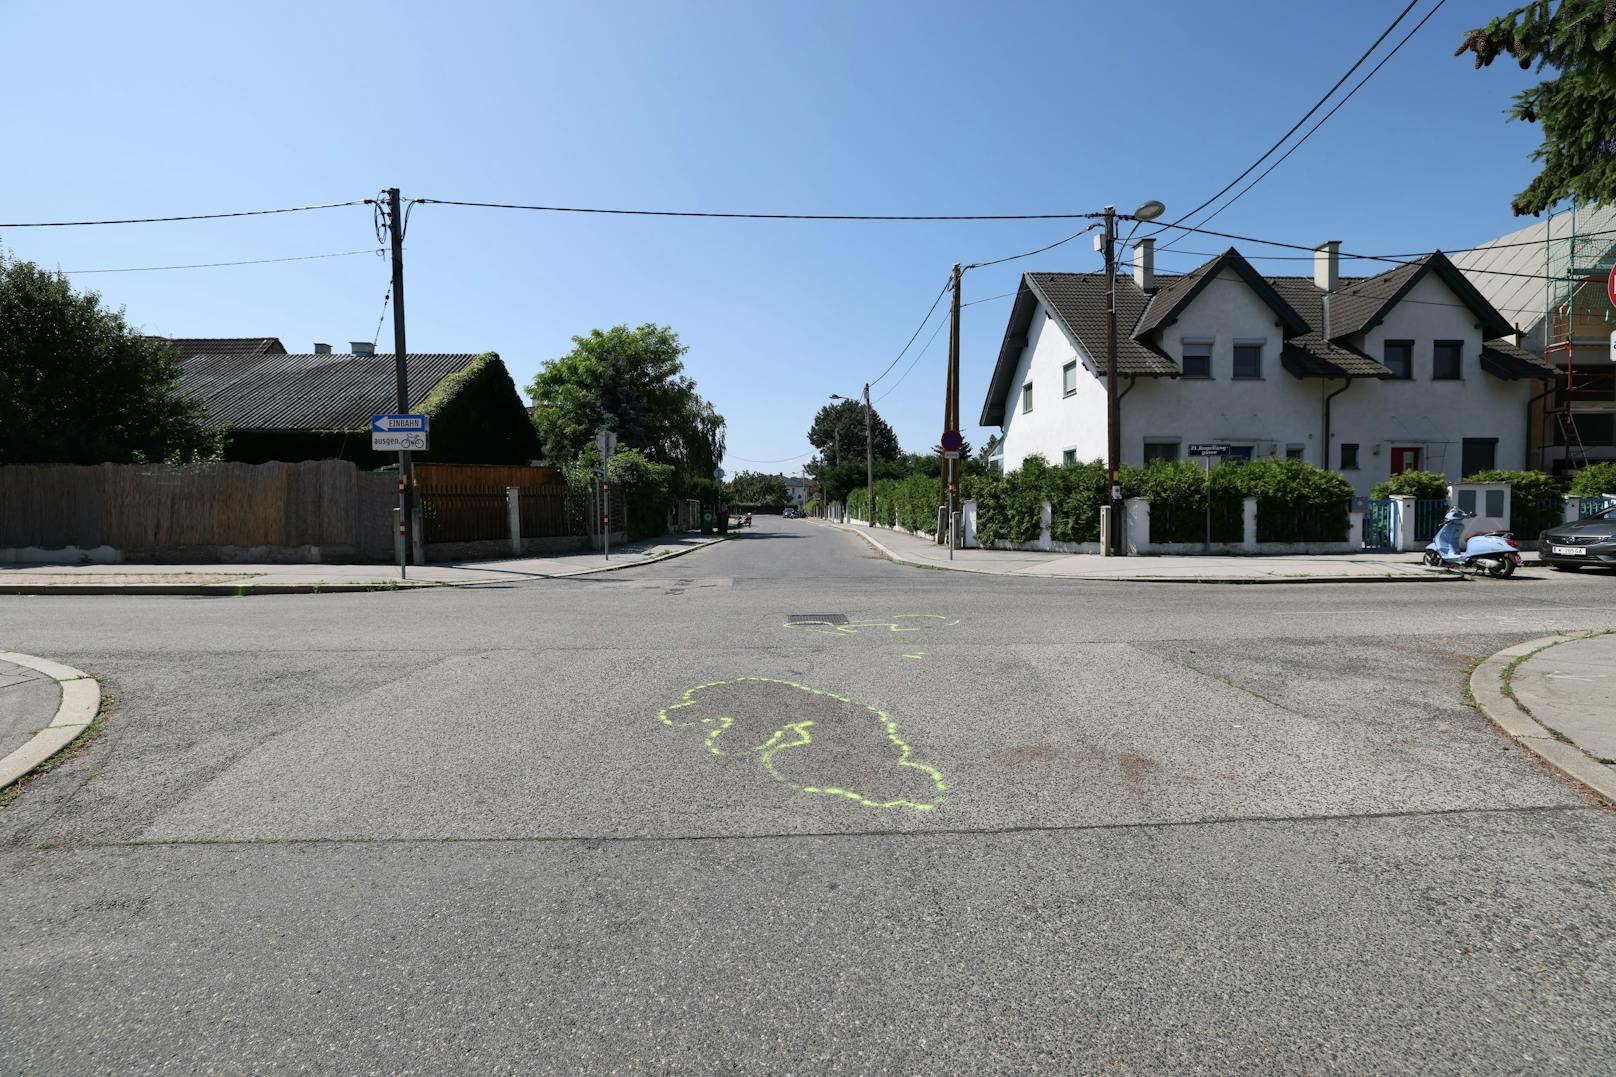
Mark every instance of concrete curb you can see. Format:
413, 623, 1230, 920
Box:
829, 521, 1463, 585
1469, 632, 1616, 805
0, 536, 727, 597
0, 652, 101, 791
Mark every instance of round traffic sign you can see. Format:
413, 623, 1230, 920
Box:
940, 429, 964, 452
1608, 263, 1616, 309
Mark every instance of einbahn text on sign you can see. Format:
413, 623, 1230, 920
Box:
372, 413, 429, 451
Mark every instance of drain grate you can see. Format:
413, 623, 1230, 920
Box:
786, 613, 848, 625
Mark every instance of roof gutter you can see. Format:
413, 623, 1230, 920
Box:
1322, 377, 1351, 470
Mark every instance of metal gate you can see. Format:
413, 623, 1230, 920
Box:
1413, 499, 1448, 543
1362, 498, 1399, 550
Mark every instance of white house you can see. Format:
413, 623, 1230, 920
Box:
784, 476, 811, 509
979, 240, 1553, 495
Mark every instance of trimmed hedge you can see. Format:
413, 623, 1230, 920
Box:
1569, 462, 1616, 498
847, 473, 939, 532
1370, 470, 1450, 501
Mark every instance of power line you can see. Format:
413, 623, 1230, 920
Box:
875, 311, 950, 404
728, 451, 814, 464
413, 197, 1106, 222
0, 199, 371, 228
1158, 0, 1447, 251
1145, 0, 1420, 241
964, 223, 1103, 270
963, 289, 1020, 307
869, 278, 952, 388
60, 248, 385, 274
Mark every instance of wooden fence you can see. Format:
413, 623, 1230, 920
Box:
0, 460, 396, 562
416, 464, 613, 544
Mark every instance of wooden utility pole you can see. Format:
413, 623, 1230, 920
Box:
387, 187, 415, 569
942, 263, 962, 508
863, 382, 873, 525
1103, 205, 1123, 555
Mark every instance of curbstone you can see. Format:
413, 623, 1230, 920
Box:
1469, 632, 1616, 804
829, 521, 1462, 586
0, 653, 101, 792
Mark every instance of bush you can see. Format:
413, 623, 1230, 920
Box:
1138, 459, 1244, 543
1046, 460, 1108, 543
1569, 461, 1616, 498
1227, 458, 1354, 542
1370, 470, 1450, 500
973, 455, 1050, 546
1463, 468, 1567, 537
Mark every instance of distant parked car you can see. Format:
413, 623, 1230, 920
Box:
1538, 503, 1616, 571
782, 507, 798, 518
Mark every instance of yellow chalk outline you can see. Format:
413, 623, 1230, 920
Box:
783, 614, 961, 637
657, 676, 947, 812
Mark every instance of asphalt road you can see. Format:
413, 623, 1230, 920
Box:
2, 519, 1614, 1074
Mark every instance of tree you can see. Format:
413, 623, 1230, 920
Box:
1457, 1, 1616, 215
727, 470, 789, 506
977, 433, 1001, 468
0, 252, 222, 465
527, 323, 725, 487
806, 399, 900, 466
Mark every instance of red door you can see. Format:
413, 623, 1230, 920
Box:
1391, 447, 1422, 474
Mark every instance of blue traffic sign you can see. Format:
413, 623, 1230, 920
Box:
372, 414, 428, 433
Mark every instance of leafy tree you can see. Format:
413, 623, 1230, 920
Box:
977, 433, 1001, 468
0, 252, 223, 464
806, 399, 900, 466
1457, 1, 1616, 215
727, 470, 789, 506
527, 323, 725, 487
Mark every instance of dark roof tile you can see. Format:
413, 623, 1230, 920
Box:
179, 352, 484, 430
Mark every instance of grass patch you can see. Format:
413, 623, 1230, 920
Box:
0, 677, 115, 811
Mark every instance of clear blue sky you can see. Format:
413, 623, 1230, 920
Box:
3, 0, 1541, 473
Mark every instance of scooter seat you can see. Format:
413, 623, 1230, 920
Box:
1462, 529, 1510, 544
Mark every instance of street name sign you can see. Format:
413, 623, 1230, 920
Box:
1188, 443, 1230, 457
942, 450, 960, 460
371, 414, 428, 451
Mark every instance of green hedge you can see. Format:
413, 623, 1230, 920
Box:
1464, 469, 1568, 537
1569, 462, 1616, 498
1370, 470, 1450, 501
846, 473, 938, 532
971, 455, 1352, 548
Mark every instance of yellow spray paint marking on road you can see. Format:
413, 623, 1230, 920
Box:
656, 677, 947, 811
783, 614, 961, 637
902, 652, 926, 660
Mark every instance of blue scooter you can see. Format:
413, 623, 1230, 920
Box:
1422, 507, 1522, 578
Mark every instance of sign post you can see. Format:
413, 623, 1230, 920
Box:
941, 430, 964, 559
1187, 443, 1230, 550
595, 431, 616, 560
373, 415, 430, 578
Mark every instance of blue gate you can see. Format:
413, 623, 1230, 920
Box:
1413, 499, 1448, 543
1363, 498, 1399, 550
1578, 495, 1616, 519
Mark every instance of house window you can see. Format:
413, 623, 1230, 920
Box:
1434, 341, 1463, 380
1021, 383, 1033, 413
1062, 449, 1077, 466
1340, 443, 1359, 470
1285, 444, 1305, 461
1062, 361, 1077, 397
1232, 342, 1262, 380
1181, 340, 1212, 379
1143, 439, 1180, 464
1384, 340, 1413, 379
1461, 437, 1497, 476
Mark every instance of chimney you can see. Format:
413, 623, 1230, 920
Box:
1314, 240, 1340, 292
313, 342, 332, 355
1133, 237, 1155, 291
350, 341, 375, 356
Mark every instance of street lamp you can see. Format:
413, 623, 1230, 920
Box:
1103, 199, 1166, 556
829, 388, 873, 526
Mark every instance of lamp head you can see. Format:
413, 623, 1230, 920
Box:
1132, 200, 1166, 222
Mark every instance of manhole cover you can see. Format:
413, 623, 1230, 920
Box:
786, 613, 848, 625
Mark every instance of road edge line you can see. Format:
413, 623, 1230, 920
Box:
1468, 632, 1616, 805
0, 652, 102, 791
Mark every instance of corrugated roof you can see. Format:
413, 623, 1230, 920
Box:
1452, 204, 1616, 333
179, 352, 481, 430
154, 337, 286, 359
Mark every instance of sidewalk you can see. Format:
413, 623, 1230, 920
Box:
1471, 632, 1616, 803
0, 533, 724, 595
830, 521, 1455, 584
0, 652, 100, 791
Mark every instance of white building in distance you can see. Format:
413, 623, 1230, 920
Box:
979, 240, 1552, 494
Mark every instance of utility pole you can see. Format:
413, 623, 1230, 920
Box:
863, 382, 874, 526
1103, 204, 1123, 556
946, 263, 962, 541
387, 187, 414, 572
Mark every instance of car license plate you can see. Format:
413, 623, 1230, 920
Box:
1551, 545, 1586, 556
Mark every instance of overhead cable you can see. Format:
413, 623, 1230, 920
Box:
0, 199, 371, 228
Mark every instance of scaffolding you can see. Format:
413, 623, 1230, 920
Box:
1541, 205, 1616, 472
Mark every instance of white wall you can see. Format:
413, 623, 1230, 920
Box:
999, 300, 1108, 471
1340, 273, 1531, 492
994, 269, 1535, 496
1123, 268, 1322, 469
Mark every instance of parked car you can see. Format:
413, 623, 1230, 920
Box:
1538, 503, 1616, 571
782, 507, 798, 518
